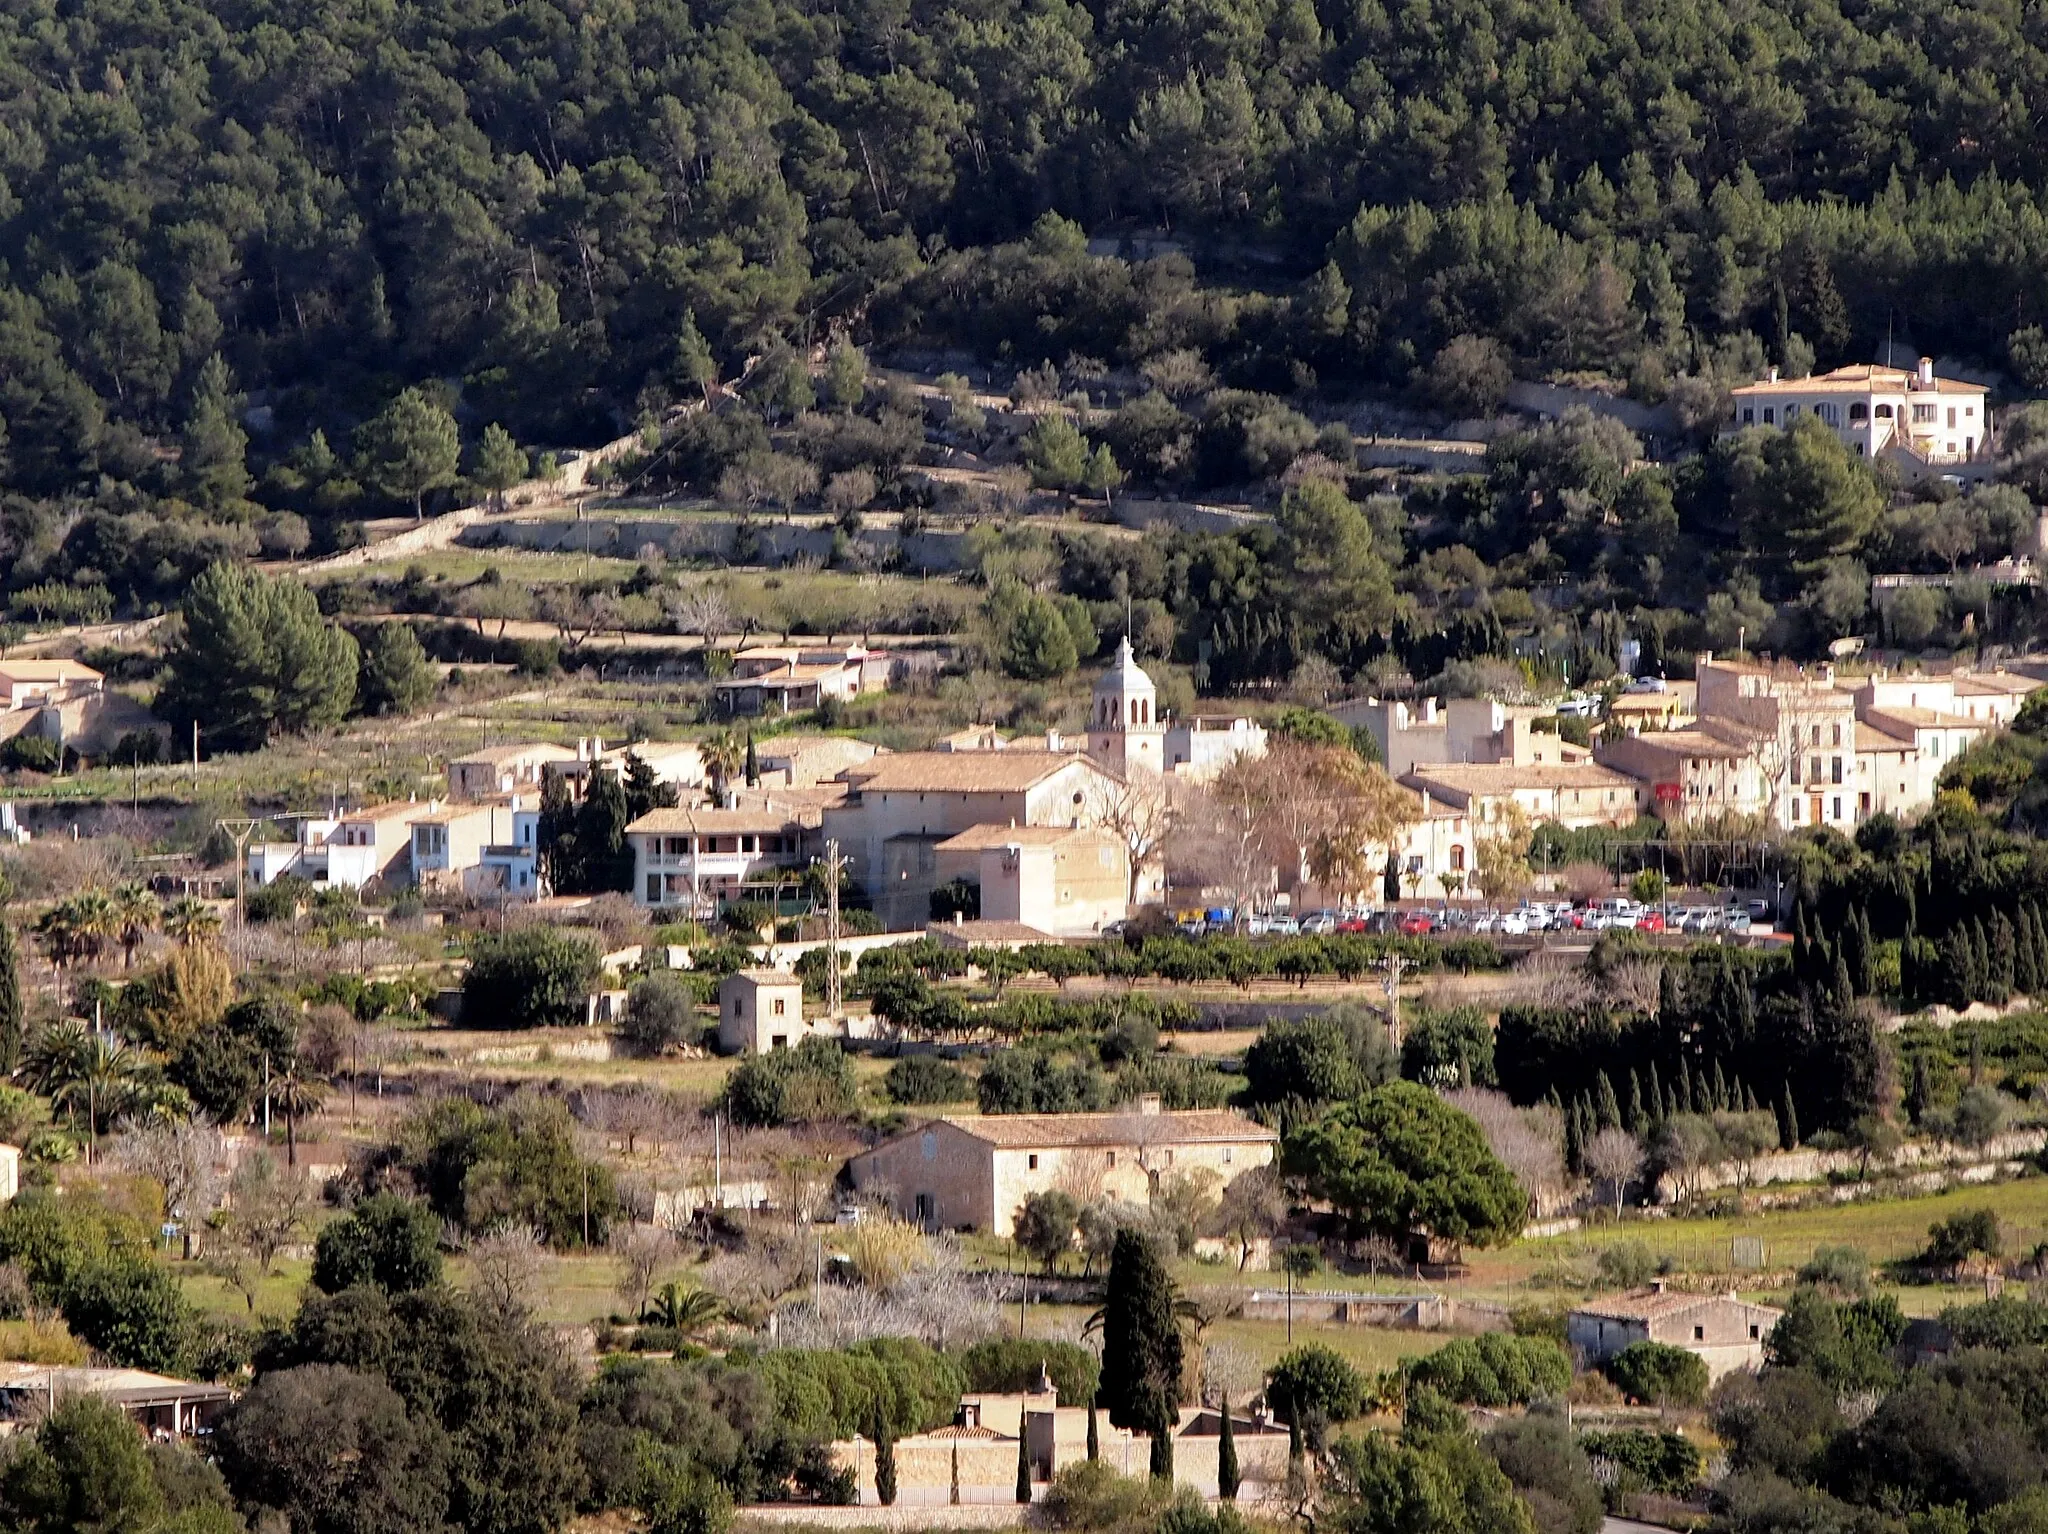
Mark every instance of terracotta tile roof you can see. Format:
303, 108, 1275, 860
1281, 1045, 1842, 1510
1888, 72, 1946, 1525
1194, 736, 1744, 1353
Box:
926, 920, 1058, 946
843, 751, 1103, 794
1401, 763, 1639, 794
913, 1424, 1010, 1442
936, 824, 1105, 850
1855, 723, 1916, 753
1862, 705, 1987, 732
0, 660, 101, 682
626, 807, 808, 835
928, 1108, 1278, 1151
341, 801, 439, 824
727, 968, 800, 986
1609, 729, 1746, 760
1953, 672, 2040, 696
1574, 1288, 1783, 1324
1730, 364, 1987, 396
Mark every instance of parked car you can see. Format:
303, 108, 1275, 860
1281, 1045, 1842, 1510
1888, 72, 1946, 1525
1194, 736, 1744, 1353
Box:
1473, 911, 1502, 933
1635, 910, 1666, 933
1336, 913, 1369, 934
1398, 911, 1436, 936
1500, 910, 1531, 936
1300, 911, 1338, 935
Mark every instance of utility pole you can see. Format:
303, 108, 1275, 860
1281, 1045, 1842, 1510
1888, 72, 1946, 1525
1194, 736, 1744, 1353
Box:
824, 838, 846, 1025
1379, 953, 1410, 1049
217, 817, 262, 966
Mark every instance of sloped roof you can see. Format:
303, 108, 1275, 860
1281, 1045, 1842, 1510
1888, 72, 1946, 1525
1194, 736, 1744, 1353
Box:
1572, 1288, 1782, 1324
451, 741, 579, 768
844, 751, 1101, 794
936, 824, 1107, 850
1730, 363, 1986, 396
626, 807, 807, 835
924, 1109, 1278, 1151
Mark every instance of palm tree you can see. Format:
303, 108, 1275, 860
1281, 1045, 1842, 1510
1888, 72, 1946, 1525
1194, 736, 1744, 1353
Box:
700, 729, 742, 796
650, 1281, 726, 1337
34, 904, 80, 969
110, 883, 161, 968
269, 1064, 327, 1167
26, 1022, 141, 1155
66, 889, 118, 968
163, 897, 223, 946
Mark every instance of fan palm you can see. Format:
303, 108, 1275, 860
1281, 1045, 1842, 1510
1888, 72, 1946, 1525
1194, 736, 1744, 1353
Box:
163, 897, 223, 946
700, 728, 742, 794
33, 904, 80, 968
268, 1064, 327, 1166
27, 1023, 142, 1149
66, 889, 118, 967
110, 882, 161, 967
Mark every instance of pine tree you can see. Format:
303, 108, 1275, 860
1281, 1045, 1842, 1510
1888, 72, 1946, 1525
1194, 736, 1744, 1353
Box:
875, 1403, 897, 1506
1626, 1070, 1645, 1133
1974, 920, 1994, 1002
1218, 1394, 1240, 1501
1678, 1058, 1695, 1115
1992, 911, 2017, 998
1595, 1072, 1621, 1132
1857, 908, 1878, 996
1017, 1408, 1032, 1501
1777, 1086, 1800, 1150
2020, 908, 2044, 997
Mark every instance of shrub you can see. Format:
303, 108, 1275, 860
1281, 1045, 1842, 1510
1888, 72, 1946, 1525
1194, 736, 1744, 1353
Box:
720, 1038, 858, 1127
1594, 1241, 1659, 1289
1795, 1245, 1871, 1298
1924, 1207, 2002, 1267
1604, 1341, 1707, 1407
311, 1192, 443, 1294
460, 927, 601, 1029
618, 970, 702, 1056
1406, 1334, 1572, 1407
883, 1055, 971, 1105
1578, 1429, 1702, 1496
1, 735, 61, 773
1042, 1460, 1163, 1531
960, 1338, 1100, 1408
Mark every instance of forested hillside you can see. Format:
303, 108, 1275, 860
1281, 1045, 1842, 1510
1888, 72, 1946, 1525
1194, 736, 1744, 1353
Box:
6, 0, 2048, 586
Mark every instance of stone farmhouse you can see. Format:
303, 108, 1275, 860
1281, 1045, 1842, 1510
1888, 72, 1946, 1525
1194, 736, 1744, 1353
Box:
1568, 1285, 1783, 1381
845, 1099, 1277, 1236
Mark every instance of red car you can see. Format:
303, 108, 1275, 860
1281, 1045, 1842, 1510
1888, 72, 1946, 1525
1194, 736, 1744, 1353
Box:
1335, 915, 1369, 934
1635, 911, 1666, 932
1398, 912, 1436, 936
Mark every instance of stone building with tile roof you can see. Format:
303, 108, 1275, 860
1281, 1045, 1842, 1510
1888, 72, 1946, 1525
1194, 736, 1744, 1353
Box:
845, 1099, 1277, 1236
1568, 1285, 1782, 1381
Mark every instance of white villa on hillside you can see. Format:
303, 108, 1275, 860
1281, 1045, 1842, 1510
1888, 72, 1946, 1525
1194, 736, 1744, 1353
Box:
1725, 358, 1990, 471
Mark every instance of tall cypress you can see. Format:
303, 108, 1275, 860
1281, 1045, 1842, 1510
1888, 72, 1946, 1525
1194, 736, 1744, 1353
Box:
1595, 1072, 1621, 1132
875, 1404, 897, 1506
1564, 1102, 1585, 1176
1087, 1398, 1099, 1461
1658, 964, 1681, 1020
1711, 1059, 1730, 1113
1678, 1058, 1695, 1115
1857, 908, 1878, 996
2020, 909, 2043, 997
951, 1442, 961, 1506
1017, 1409, 1032, 1502
1777, 1086, 1800, 1150
1218, 1394, 1240, 1501
1832, 955, 1855, 1013
1626, 1069, 1645, 1133
1100, 1229, 1182, 1483
0, 920, 19, 1074
1974, 920, 1994, 1002
1646, 1062, 1664, 1126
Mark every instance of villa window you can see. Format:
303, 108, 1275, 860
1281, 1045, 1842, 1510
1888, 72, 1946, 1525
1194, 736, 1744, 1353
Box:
1876, 403, 1893, 418
1816, 402, 1839, 425
1763, 407, 1776, 424
1914, 402, 1937, 423
1849, 402, 1869, 421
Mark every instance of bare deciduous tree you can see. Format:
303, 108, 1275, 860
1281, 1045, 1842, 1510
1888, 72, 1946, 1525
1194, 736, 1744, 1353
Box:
1442, 1088, 1567, 1214
611, 1223, 673, 1322
111, 1119, 228, 1259
468, 1224, 550, 1319
1584, 1127, 1643, 1218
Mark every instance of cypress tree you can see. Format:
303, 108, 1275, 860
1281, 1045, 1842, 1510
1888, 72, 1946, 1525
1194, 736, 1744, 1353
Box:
1218, 1394, 1240, 1501
1288, 1399, 1304, 1465
1017, 1409, 1032, 1501
1857, 908, 1878, 996
1736, 981, 1757, 1046
1906, 1055, 1932, 1125
1646, 1062, 1664, 1125
1595, 1072, 1621, 1132
1658, 964, 1681, 1020
1564, 1100, 1585, 1174
1832, 954, 1855, 1013
1100, 1229, 1182, 1483
1974, 920, 1993, 1002
1677, 1058, 1695, 1115
1777, 1086, 1800, 1150
951, 1442, 961, 1506
1711, 1059, 1730, 1112
1626, 1070, 1645, 1133
875, 1404, 897, 1506
1792, 905, 1811, 976
2020, 909, 2043, 997
0, 920, 19, 1073
1666, 1085, 1681, 1121
1087, 1399, 1099, 1461
2031, 906, 2048, 990
1993, 911, 2018, 997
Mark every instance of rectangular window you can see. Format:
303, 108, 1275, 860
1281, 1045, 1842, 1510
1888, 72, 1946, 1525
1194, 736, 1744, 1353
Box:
1028, 1154, 1039, 1170
646, 874, 661, 903
1948, 407, 1957, 428
773, 998, 786, 1016
1749, 1324, 1760, 1340
1763, 407, 1776, 424
1914, 402, 1937, 423
1694, 1326, 1705, 1341
1831, 757, 1843, 784
1833, 796, 1842, 820
1831, 724, 1842, 747
1742, 408, 1755, 424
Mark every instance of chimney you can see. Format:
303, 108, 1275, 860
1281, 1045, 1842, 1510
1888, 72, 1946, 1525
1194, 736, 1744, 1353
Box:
1137, 1094, 1162, 1115
1918, 356, 1935, 387
1767, 366, 1779, 383
1046, 728, 1062, 752
954, 910, 963, 927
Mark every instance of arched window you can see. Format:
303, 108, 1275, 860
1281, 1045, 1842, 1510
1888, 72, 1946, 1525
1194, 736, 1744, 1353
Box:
1849, 402, 1869, 421
1875, 404, 1894, 419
